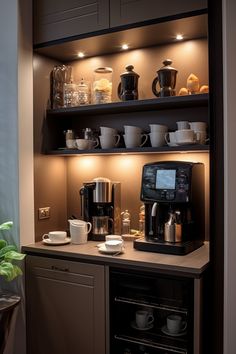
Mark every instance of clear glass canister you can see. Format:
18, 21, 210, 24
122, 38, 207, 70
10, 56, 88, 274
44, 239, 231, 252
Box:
63, 83, 79, 107
77, 78, 90, 105
92, 67, 113, 104
121, 210, 131, 236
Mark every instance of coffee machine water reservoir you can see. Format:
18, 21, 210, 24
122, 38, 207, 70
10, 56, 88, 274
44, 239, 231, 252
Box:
80, 177, 121, 241
134, 161, 205, 255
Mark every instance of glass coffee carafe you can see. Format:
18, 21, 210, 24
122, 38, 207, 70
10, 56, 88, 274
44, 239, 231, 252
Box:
92, 216, 113, 237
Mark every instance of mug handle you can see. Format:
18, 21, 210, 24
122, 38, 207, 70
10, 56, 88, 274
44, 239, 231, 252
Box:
117, 82, 122, 100
114, 134, 120, 147
86, 222, 92, 234
165, 132, 170, 144
92, 138, 99, 148
147, 314, 154, 326
152, 77, 160, 97
140, 134, 148, 147
181, 321, 187, 331
42, 234, 49, 240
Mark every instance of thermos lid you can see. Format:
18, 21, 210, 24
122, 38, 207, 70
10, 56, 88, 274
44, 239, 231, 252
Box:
157, 59, 178, 73
120, 65, 140, 78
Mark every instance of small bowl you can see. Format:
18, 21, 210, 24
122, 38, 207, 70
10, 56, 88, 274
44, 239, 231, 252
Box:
104, 240, 123, 252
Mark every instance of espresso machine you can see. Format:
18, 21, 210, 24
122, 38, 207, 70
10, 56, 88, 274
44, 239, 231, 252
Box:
134, 161, 205, 255
80, 177, 121, 241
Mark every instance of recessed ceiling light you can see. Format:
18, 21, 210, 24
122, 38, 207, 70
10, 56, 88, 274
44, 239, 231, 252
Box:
78, 52, 85, 58
176, 34, 184, 41
121, 44, 129, 50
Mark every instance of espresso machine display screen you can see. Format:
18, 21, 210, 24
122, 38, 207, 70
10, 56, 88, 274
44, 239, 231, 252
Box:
156, 170, 176, 190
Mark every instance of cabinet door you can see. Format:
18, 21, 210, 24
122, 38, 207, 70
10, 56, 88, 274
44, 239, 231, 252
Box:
110, 0, 207, 28
25, 255, 106, 354
33, 0, 109, 45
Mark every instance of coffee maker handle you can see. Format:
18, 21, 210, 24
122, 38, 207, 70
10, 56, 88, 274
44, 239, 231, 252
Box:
152, 77, 160, 97
117, 82, 123, 100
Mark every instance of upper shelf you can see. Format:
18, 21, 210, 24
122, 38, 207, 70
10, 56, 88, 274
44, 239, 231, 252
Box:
47, 94, 209, 117
35, 12, 208, 62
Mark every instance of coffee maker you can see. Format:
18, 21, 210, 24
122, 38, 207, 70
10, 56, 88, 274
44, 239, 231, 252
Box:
80, 177, 121, 241
134, 161, 205, 255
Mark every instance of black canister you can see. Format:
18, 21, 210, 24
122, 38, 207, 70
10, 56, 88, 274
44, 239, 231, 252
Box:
152, 59, 178, 97
118, 65, 140, 101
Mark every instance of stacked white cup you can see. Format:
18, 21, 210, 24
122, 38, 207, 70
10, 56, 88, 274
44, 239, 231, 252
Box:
149, 124, 168, 147
123, 125, 148, 148
99, 126, 120, 149
189, 121, 208, 145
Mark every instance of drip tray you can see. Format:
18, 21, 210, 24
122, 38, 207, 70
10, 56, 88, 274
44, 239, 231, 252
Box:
133, 238, 203, 255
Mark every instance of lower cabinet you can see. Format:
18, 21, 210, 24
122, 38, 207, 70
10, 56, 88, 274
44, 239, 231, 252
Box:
25, 255, 106, 354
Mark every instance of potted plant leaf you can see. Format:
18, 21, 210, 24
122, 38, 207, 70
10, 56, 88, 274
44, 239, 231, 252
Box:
0, 221, 25, 281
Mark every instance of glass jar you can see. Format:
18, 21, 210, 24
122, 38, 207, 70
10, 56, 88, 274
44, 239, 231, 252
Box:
92, 67, 113, 104
63, 83, 79, 107
121, 210, 131, 236
138, 204, 145, 236
77, 78, 90, 105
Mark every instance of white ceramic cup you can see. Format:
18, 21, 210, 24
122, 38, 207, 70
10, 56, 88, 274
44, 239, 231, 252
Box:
123, 133, 148, 148
42, 231, 67, 242
175, 129, 199, 144
105, 235, 123, 242
124, 125, 142, 134
195, 130, 208, 144
135, 310, 154, 329
189, 121, 207, 131
176, 121, 190, 130
66, 139, 76, 149
87, 139, 99, 149
100, 126, 117, 135
104, 240, 123, 252
75, 139, 89, 150
68, 219, 92, 244
99, 134, 120, 149
166, 315, 187, 334
149, 131, 165, 147
149, 124, 168, 132
165, 132, 177, 146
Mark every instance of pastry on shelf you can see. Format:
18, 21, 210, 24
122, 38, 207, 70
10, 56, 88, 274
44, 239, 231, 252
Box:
187, 73, 200, 94
200, 85, 209, 93
178, 87, 188, 96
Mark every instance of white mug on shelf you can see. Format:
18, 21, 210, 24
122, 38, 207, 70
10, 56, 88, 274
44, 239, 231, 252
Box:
124, 125, 142, 134
149, 124, 168, 133
176, 121, 190, 130
165, 132, 178, 146
135, 310, 154, 329
99, 134, 120, 149
149, 131, 165, 147
166, 314, 187, 334
100, 126, 117, 135
189, 121, 207, 131
123, 133, 148, 148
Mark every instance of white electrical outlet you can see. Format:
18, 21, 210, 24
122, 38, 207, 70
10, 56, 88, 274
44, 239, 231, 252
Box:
38, 207, 50, 220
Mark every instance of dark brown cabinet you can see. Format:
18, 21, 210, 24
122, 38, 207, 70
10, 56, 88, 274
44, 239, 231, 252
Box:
25, 255, 106, 354
33, 0, 109, 45
110, 0, 207, 28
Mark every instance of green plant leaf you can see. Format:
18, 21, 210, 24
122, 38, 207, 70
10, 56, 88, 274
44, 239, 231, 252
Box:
0, 261, 22, 281
4, 250, 25, 261
0, 245, 17, 258
0, 239, 7, 250
0, 221, 13, 231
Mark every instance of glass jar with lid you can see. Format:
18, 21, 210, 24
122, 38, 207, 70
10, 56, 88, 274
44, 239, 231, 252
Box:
92, 67, 113, 104
77, 78, 90, 105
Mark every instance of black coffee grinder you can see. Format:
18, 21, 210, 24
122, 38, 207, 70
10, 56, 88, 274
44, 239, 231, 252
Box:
134, 161, 205, 255
118, 65, 140, 101
80, 177, 121, 241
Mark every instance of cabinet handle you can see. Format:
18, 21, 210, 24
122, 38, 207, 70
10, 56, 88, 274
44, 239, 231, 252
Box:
51, 265, 69, 272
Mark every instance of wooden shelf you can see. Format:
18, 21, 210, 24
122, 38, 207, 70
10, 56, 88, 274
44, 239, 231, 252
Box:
47, 145, 209, 156
47, 94, 209, 117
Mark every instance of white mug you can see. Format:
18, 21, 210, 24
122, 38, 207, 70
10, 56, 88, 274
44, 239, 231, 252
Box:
100, 126, 117, 135
175, 129, 199, 144
68, 219, 92, 244
149, 124, 168, 132
99, 134, 120, 149
42, 231, 67, 242
75, 139, 89, 150
189, 121, 207, 131
124, 125, 142, 134
195, 130, 208, 145
135, 310, 154, 329
176, 121, 190, 130
123, 133, 148, 148
167, 315, 187, 334
87, 138, 99, 149
149, 131, 165, 147
165, 132, 177, 146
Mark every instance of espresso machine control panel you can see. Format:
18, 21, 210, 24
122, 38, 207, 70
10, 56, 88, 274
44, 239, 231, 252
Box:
141, 161, 195, 203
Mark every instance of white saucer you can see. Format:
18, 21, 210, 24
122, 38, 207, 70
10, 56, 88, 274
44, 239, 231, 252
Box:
167, 142, 178, 147
42, 237, 71, 246
98, 245, 124, 255
131, 321, 153, 331
161, 325, 187, 337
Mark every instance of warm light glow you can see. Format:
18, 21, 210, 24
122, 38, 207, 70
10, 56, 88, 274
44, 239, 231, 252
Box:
176, 34, 184, 40
121, 44, 129, 50
78, 52, 85, 58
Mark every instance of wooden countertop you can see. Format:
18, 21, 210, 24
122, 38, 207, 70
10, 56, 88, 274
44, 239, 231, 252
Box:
22, 240, 209, 277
